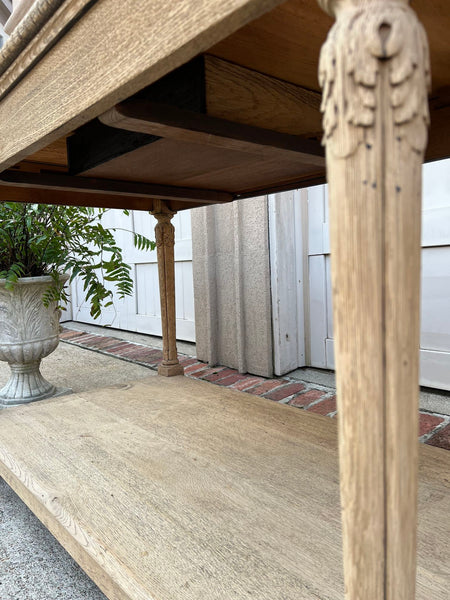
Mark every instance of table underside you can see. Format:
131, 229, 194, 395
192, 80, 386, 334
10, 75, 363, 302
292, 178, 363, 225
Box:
0, 0, 448, 212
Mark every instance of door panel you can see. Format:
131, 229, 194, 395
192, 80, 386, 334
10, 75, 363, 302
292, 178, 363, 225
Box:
420, 247, 450, 352
308, 255, 328, 369
269, 191, 306, 375
307, 158, 450, 390
70, 209, 195, 341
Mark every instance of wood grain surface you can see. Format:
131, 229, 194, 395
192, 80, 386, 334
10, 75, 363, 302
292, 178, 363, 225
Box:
4, 0, 41, 34
0, 0, 285, 171
0, 0, 447, 179
100, 101, 324, 167
67, 55, 323, 176
204, 55, 322, 136
24, 136, 68, 167
0, 170, 232, 204
0, 0, 92, 100
0, 179, 229, 212
318, 1, 432, 598
211, 0, 450, 95
0, 376, 448, 600
93, 100, 325, 196
151, 203, 184, 377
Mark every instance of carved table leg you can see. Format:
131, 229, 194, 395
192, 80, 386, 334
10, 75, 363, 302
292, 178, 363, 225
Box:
317, 1, 430, 598
152, 202, 184, 377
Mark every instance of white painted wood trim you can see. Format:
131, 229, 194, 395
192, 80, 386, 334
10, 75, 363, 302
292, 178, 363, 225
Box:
269, 190, 306, 375
325, 338, 450, 392
420, 349, 450, 391
234, 201, 247, 373
308, 254, 328, 368
300, 189, 311, 367
307, 184, 326, 256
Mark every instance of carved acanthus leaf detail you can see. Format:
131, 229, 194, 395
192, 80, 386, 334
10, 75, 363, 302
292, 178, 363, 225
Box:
318, 1, 430, 158
154, 214, 176, 249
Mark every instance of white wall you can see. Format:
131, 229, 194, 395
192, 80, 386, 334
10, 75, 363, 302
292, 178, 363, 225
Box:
70, 209, 195, 342
306, 158, 450, 390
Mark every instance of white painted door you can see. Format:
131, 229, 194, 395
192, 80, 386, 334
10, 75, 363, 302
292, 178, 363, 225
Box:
307, 158, 450, 390
269, 191, 307, 375
70, 209, 195, 342
307, 184, 333, 370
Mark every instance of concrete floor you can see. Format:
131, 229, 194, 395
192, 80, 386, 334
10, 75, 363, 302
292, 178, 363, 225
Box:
0, 343, 156, 600
0, 340, 157, 398
0, 479, 107, 600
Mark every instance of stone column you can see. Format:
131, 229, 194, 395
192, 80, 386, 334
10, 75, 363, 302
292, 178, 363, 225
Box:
317, 1, 430, 598
191, 197, 274, 377
152, 201, 184, 377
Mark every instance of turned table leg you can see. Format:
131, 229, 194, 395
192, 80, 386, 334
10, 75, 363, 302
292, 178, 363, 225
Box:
152, 201, 184, 377
317, 1, 430, 598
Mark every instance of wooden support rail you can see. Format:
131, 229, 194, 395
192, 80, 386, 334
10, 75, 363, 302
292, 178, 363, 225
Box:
317, 0, 430, 598
100, 101, 325, 167
0, 170, 233, 209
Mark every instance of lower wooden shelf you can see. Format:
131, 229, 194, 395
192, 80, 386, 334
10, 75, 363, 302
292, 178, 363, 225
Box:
0, 376, 448, 600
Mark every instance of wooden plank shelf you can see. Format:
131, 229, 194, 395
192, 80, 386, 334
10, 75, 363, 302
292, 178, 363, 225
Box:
0, 376, 448, 600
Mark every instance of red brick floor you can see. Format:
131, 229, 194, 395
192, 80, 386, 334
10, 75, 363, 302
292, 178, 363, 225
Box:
60, 327, 450, 451
426, 423, 450, 451
301, 394, 336, 415
265, 382, 306, 401
246, 379, 286, 396
419, 413, 445, 437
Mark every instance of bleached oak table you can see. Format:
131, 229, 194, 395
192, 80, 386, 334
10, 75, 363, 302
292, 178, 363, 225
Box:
0, 1, 449, 599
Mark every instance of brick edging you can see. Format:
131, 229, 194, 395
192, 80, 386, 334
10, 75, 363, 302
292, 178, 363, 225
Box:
60, 327, 449, 451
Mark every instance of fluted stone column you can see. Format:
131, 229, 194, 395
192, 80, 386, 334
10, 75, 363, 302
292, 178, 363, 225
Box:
317, 1, 430, 598
152, 202, 184, 377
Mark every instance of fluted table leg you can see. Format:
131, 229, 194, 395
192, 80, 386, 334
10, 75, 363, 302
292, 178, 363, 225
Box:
317, 1, 430, 598
152, 202, 184, 377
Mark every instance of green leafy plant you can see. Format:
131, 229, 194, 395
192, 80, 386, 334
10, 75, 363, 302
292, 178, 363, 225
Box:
0, 202, 155, 319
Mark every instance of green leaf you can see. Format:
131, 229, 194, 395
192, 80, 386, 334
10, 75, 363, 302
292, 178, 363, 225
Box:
0, 202, 154, 319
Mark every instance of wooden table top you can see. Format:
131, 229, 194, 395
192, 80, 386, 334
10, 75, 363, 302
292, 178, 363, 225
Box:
0, 0, 447, 211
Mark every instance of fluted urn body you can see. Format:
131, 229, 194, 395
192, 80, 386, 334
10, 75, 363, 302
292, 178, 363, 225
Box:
0, 276, 67, 406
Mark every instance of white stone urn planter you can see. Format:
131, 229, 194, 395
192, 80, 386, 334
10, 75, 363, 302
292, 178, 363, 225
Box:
0, 275, 68, 407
